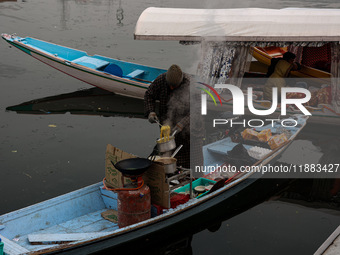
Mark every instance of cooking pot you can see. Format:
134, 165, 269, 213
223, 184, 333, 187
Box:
112, 158, 152, 176
155, 157, 177, 174
156, 136, 176, 152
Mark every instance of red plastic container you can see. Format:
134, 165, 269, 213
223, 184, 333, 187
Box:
117, 184, 151, 228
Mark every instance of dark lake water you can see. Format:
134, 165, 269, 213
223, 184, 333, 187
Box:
1, 0, 340, 254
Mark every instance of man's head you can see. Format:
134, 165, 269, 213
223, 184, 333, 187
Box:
166, 64, 183, 90
282, 52, 296, 64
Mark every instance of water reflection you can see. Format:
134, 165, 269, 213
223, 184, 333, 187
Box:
58, 0, 125, 30
281, 179, 340, 208
0, 0, 23, 10
6, 87, 145, 118
59, 0, 70, 30
116, 0, 124, 26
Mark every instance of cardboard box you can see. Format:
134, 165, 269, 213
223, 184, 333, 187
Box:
105, 144, 170, 209
101, 209, 118, 223
144, 162, 170, 209
105, 144, 136, 188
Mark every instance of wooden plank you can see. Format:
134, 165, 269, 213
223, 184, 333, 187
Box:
0, 182, 105, 238
28, 209, 118, 237
0, 234, 30, 255
57, 210, 103, 231
126, 69, 144, 78
72, 56, 110, 69
28, 232, 114, 245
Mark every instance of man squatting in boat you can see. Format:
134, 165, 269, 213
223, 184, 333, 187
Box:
263, 52, 302, 101
263, 51, 332, 108
144, 64, 204, 176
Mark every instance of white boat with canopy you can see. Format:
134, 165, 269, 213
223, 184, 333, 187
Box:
135, 7, 340, 125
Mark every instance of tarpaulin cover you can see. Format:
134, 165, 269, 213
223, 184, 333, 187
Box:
134, 8, 340, 42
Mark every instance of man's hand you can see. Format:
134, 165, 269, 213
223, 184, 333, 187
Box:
148, 112, 159, 123
293, 62, 302, 71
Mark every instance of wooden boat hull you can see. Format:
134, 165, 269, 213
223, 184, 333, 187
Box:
252, 46, 331, 83
0, 174, 289, 255
0, 115, 307, 254
1, 33, 166, 99
58, 176, 289, 255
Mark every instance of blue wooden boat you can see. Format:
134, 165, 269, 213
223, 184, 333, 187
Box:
1, 33, 166, 99
0, 115, 308, 254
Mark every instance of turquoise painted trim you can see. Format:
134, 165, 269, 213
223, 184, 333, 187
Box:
8, 40, 160, 90
7, 41, 32, 55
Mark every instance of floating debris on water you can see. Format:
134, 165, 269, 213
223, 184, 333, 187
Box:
23, 172, 32, 179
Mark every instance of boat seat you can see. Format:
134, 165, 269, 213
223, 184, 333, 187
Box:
126, 69, 144, 79
103, 64, 123, 77
72, 56, 110, 70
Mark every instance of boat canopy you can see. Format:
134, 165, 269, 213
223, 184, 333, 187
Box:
135, 7, 340, 113
135, 8, 340, 42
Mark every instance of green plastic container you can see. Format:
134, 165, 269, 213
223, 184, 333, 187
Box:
174, 178, 216, 199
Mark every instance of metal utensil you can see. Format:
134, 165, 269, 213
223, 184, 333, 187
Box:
148, 144, 159, 162
155, 119, 162, 127
171, 144, 183, 158
155, 157, 177, 174
156, 135, 176, 152
112, 158, 152, 176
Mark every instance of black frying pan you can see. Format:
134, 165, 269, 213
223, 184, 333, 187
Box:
112, 158, 152, 176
